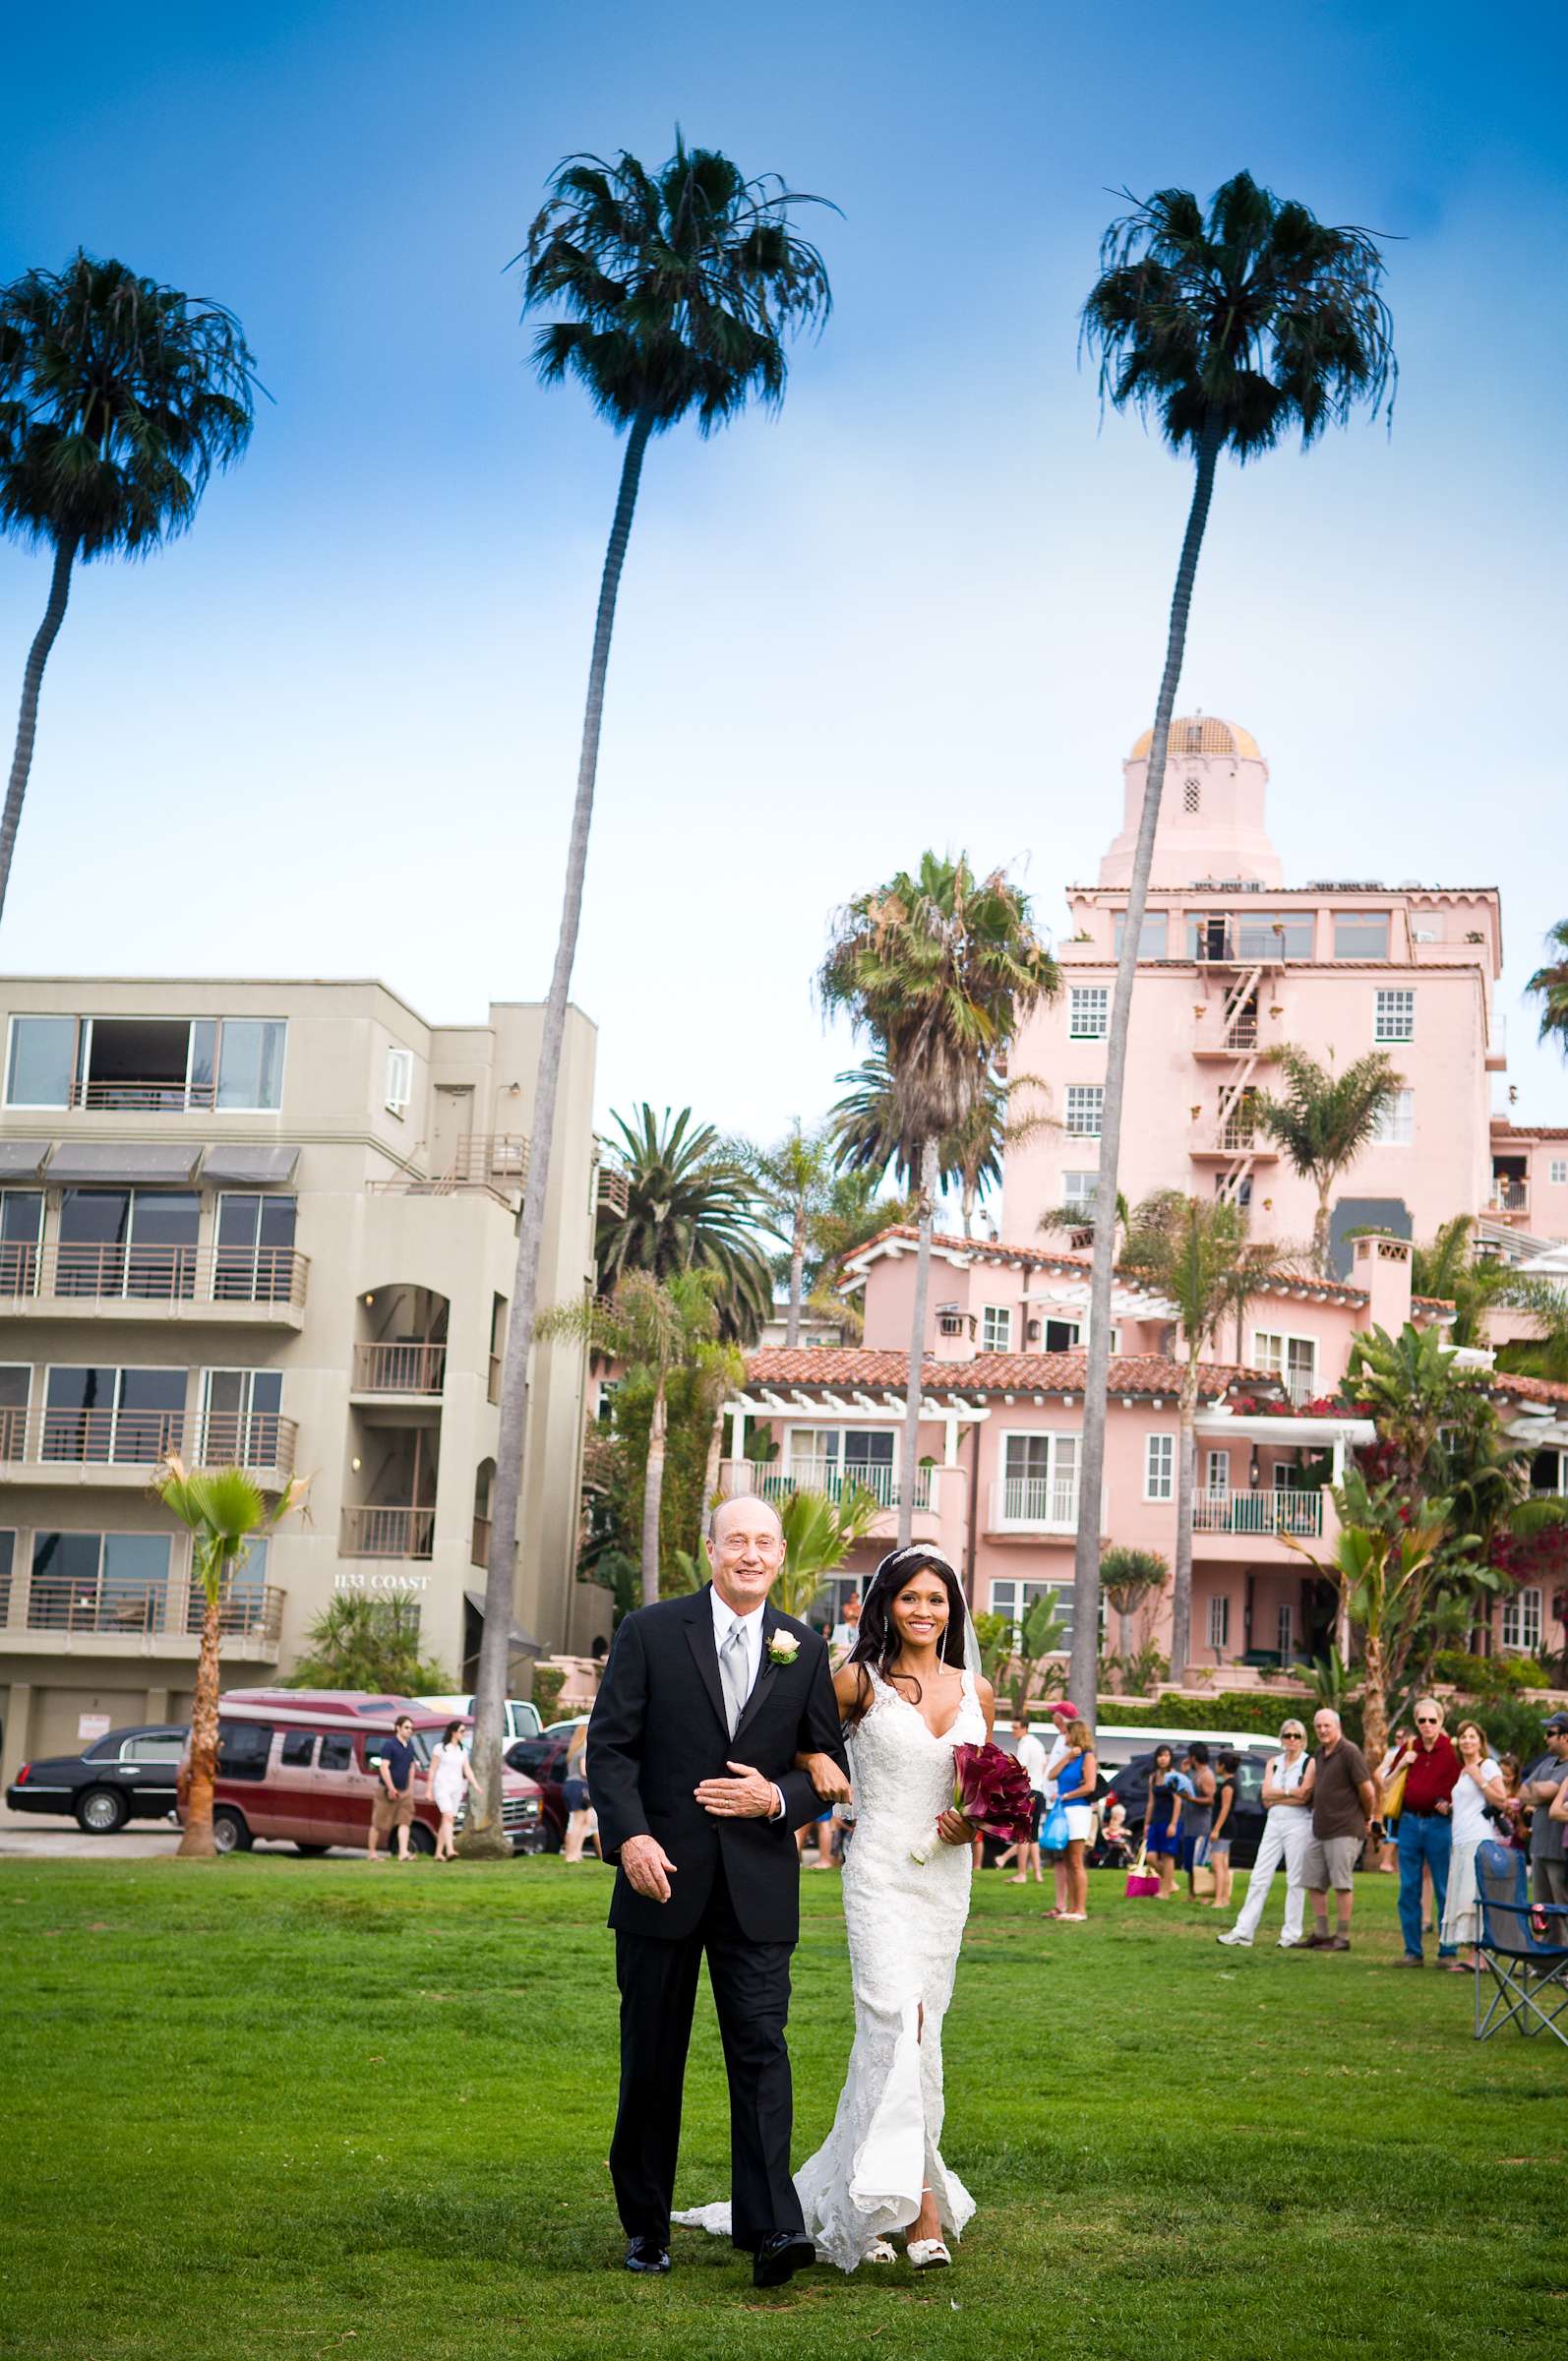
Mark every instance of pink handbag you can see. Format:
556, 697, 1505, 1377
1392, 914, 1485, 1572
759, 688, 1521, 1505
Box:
1124, 1845, 1160, 1899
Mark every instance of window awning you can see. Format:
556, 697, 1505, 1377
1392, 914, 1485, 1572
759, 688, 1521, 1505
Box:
0, 1138, 50, 1179
200, 1144, 301, 1185
44, 1141, 202, 1184
463, 1591, 545, 1656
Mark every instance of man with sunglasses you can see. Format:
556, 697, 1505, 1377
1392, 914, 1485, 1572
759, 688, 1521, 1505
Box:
1395, 1696, 1460, 1967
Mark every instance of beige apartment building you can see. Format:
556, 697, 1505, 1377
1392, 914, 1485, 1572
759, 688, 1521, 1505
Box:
0, 976, 603, 1781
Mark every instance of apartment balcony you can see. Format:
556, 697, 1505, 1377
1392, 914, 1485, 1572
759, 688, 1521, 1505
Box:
63, 1077, 221, 1113
366, 1133, 529, 1201
1489, 1179, 1530, 1221
350, 1341, 447, 1397
2, 1569, 284, 1658
1189, 1124, 1278, 1164
718, 1458, 938, 1518
0, 1241, 309, 1328
340, 1504, 437, 1560
1193, 1488, 1324, 1546
0, 1409, 298, 1486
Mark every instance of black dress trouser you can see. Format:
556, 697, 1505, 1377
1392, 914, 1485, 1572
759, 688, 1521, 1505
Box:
610, 1856, 803, 2250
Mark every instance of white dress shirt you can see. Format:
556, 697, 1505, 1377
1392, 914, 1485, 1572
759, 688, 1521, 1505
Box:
709, 1585, 786, 1820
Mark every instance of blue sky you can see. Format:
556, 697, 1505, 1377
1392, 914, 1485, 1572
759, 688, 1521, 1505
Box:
3, 0, 1566, 1155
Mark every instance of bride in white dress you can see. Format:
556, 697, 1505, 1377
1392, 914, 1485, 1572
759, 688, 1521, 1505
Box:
677, 1544, 995, 2273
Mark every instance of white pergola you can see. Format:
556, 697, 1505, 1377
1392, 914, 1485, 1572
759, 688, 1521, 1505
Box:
722, 1386, 991, 1469
1193, 1407, 1377, 1484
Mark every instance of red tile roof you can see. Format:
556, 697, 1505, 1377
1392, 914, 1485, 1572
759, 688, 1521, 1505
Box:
1491, 1370, 1568, 1405
841, 1225, 1092, 1274
744, 1347, 1280, 1403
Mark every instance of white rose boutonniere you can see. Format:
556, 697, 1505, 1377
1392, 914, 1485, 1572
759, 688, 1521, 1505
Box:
767, 1631, 801, 1667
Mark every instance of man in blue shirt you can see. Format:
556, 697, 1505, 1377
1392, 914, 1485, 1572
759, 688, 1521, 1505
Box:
368, 1716, 420, 1862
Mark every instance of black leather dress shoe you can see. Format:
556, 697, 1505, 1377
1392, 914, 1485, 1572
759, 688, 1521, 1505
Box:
625, 2237, 671, 2274
753, 2231, 815, 2288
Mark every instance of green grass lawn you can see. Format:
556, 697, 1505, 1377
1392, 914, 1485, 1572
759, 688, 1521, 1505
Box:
1, 1855, 1563, 2360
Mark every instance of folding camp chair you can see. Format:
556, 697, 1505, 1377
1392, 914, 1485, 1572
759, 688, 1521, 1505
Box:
1474, 1840, 1568, 2047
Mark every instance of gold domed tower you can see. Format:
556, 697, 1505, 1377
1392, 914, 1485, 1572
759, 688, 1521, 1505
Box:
1099, 713, 1282, 889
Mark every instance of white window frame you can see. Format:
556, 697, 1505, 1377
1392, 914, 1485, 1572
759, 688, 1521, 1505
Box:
981, 1304, 1012, 1353
1064, 1085, 1104, 1137
1205, 1448, 1230, 1495
1333, 911, 1391, 959
1551, 1159, 1568, 1186
385, 1046, 414, 1117
1251, 1330, 1318, 1408
1501, 1587, 1542, 1653
1068, 986, 1109, 1040
1207, 1594, 1231, 1651
996, 1429, 1078, 1530
1145, 1432, 1175, 1502
1061, 1172, 1099, 1214
1371, 1088, 1414, 1147
1374, 989, 1415, 1044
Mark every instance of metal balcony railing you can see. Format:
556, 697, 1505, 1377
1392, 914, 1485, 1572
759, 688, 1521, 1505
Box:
342, 1504, 437, 1559
0, 1407, 297, 1478
368, 1134, 530, 1196
66, 1077, 220, 1113
0, 1239, 309, 1309
989, 1474, 1079, 1531
719, 1458, 934, 1512
352, 1341, 447, 1394
1491, 1180, 1530, 1214
21, 1572, 284, 1642
1193, 1489, 1323, 1538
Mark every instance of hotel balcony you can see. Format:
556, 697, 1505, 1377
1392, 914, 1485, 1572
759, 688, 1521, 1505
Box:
988, 1474, 1080, 1536
0, 1564, 284, 1658
1488, 1178, 1530, 1222
1189, 1123, 1279, 1164
718, 1458, 938, 1520
340, 1503, 437, 1560
0, 1241, 309, 1328
0, 1409, 298, 1487
1192, 1487, 1325, 1551
350, 1341, 447, 1397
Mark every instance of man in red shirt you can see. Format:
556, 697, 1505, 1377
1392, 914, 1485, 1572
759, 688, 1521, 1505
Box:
1396, 1696, 1461, 1967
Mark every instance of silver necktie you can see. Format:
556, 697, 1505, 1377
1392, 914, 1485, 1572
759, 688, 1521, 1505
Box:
719, 1619, 751, 1737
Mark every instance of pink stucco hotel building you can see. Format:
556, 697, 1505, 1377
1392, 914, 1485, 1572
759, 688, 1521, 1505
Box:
723, 716, 1568, 1677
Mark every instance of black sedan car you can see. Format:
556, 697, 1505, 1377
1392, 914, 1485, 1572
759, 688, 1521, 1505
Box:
6, 1724, 188, 1834
1105, 1747, 1274, 1868
504, 1720, 587, 1851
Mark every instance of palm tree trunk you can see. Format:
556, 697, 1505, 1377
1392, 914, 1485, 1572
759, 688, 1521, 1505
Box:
1360, 1628, 1389, 1772
785, 1204, 806, 1349
898, 1139, 938, 1548
1172, 1363, 1199, 1681
179, 1572, 223, 1861
463, 406, 655, 1855
1068, 417, 1223, 1729
0, 536, 77, 928
641, 1376, 668, 1606
961, 1179, 976, 1239
1313, 1181, 1333, 1280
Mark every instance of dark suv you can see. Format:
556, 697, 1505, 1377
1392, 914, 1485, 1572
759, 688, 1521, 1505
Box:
7, 1725, 188, 1833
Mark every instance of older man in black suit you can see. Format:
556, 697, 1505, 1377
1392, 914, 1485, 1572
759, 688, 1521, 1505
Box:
587, 1492, 850, 2286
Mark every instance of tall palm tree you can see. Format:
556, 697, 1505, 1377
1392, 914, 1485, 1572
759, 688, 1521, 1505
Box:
538, 1269, 740, 1608
732, 1120, 837, 1345
1119, 1191, 1294, 1674
0, 252, 260, 923
821, 854, 1058, 1547
1068, 171, 1397, 1725
831, 1057, 1054, 1239
1527, 920, 1568, 1060
153, 1456, 308, 1860
1254, 1046, 1404, 1277
597, 1104, 774, 1342
465, 140, 833, 1851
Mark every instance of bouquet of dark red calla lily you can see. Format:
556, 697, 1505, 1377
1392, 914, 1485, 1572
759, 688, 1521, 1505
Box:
912, 1739, 1035, 1863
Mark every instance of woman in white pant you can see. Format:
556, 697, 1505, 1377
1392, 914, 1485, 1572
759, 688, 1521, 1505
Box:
1217, 1721, 1315, 1950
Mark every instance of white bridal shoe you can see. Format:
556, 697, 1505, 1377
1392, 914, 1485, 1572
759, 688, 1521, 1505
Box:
907, 2238, 952, 2270
864, 2240, 897, 2264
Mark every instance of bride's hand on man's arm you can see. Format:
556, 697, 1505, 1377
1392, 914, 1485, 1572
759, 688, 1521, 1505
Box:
794, 1750, 851, 1803
935, 1809, 975, 1846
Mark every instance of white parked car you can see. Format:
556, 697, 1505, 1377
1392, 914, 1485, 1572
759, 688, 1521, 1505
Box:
413, 1694, 542, 1745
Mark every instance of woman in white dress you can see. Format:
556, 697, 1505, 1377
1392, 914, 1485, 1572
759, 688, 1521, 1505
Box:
677, 1544, 995, 2273
1440, 1718, 1507, 1972
429, 1719, 478, 1861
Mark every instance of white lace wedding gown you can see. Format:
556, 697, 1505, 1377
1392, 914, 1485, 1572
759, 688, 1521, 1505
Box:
676, 1660, 983, 2271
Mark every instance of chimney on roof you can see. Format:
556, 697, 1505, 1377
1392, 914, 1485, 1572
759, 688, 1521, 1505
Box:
933, 1302, 977, 1363
1350, 1233, 1414, 1337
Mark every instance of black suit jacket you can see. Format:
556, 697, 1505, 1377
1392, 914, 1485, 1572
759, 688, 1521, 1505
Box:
586, 1586, 849, 1943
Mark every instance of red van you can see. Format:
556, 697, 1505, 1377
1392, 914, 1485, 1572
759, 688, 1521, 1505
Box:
175, 1690, 546, 1855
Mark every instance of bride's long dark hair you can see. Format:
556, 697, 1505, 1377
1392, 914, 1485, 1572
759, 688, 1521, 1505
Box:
846, 1545, 968, 1716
